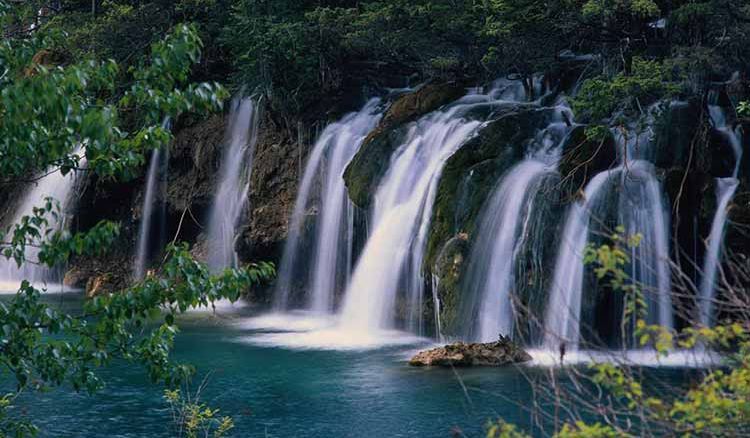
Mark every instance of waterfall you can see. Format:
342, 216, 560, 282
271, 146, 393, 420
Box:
618, 160, 673, 331
544, 121, 674, 350
464, 105, 572, 342
0, 146, 87, 288
708, 104, 743, 178
206, 97, 259, 271
133, 119, 171, 280
698, 178, 739, 327
273, 99, 382, 312
543, 168, 617, 349
430, 273, 443, 341
339, 84, 521, 334
698, 103, 744, 326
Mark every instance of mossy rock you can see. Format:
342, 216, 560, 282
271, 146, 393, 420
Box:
511, 174, 565, 344
431, 234, 470, 336
343, 125, 408, 208
343, 81, 467, 209
423, 107, 561, 335
424, 107, 556, 273
382, 81, 467, 127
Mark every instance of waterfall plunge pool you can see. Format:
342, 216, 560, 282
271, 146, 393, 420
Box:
5, 292, 713, 437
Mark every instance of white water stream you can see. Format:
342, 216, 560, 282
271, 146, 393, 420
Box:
273, 99, 382, 312
206, 97, 259, 271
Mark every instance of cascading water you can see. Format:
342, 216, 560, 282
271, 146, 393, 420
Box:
430, 273, 443, 341
543, 168, 617, 349
463, 104, 573, 342
273, 99, 382, 312
339, 84, 523, 334
618, 160, 673, 331
0, 146, 87, 288
133, 119, 171, 280
698, 178, 739, 327
698, 103, 743, 326
709, 102, 743, 178
544, 121, 673, 350
206, 97, 259, 271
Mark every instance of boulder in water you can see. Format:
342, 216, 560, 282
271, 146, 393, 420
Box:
85, 273, 118, 298
409, 336, 531, 367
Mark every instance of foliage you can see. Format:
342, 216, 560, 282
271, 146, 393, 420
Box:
164, 387, 234, 438
738, 101, 750, 118
224, 0, 487, 115
0, 245, 273, 435
0, 21, 226, 182
487, 232, 750, 437
572, 58, 682, 122
0, 16, 269, 436
584, 226, 646, 326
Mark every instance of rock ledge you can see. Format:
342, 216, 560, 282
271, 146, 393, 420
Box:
409, 336, 531, 367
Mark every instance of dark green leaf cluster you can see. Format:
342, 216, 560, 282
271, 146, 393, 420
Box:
0, 19, 227, 182
0, 197, 120, 269
573, 58, 683, 123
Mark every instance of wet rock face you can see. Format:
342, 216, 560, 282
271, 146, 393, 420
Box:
409, 336, 531, 367
167, 114, 226, 215
425, 106, 553, 273
239, 114, 304, 263
423, 107, 558, 331
431, 234, 469, 336
65, 251, 131, 297
558, 125, 617, 202
343, 81, 467, 209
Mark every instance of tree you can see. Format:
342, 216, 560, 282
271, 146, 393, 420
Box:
0, 9, 274, 436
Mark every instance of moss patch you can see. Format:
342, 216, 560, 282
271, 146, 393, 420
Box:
343, 81, 467, 208
424, 107, 555, 272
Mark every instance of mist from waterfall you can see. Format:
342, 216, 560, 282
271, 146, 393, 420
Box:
544, 120, 673, 350
133, 119, 171, 280
698, 103, 743, 326
464, 104, 573, 342
0, 146, 87, 288
338, 83, 525, 334
273, 99, 382, 312
206, 97, 259, 271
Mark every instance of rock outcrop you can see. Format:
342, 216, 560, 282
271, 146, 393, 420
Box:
343, 81, 467, 208
424, 106, 561, 337
409, 336, 531, 367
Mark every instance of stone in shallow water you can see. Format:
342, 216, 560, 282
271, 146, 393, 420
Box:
409, 337, 531, 367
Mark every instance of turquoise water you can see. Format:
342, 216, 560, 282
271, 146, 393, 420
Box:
6, 293, 696, 437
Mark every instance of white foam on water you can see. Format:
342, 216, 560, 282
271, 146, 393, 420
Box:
527, 348, 723, 368
235, 311, 426, 351
235, 311, 337, 332
245, 329, 425, 351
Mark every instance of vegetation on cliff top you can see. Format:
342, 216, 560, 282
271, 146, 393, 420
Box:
9, 1, 749, 121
